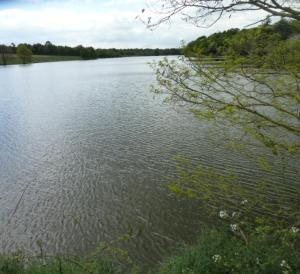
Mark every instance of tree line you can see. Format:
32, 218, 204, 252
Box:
0, 41, 181, 64
184, 19, 300, 57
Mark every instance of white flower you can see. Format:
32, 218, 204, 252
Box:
241, 199, 248, 205
232, 212, 238, 217
280, 260, 291, 270
290, 226, 299, 233
219, 210, 228, 218
212, 254, 222, 263
256, 257, 260, 264
230, 224, 238, 232
280, 260, 287, 267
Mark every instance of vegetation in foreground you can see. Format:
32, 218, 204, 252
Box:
159, 228, 300, 274
0, 255, 121, 274
149, 1, 300, 272
1, 223, 299, 274
150, 18, 300, 274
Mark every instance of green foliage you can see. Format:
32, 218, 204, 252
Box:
159, 228, 300, 274
184, 19, 300, 58
273, 18, 300, 39
227, 27, 282, 61
169, 156, 300, 227
1, 221, 300, 274
0, 227, 143, 274
153, 18, 300, 270
153, 20, 300, 156
184, 28, 239, 57
80, 47, 97, 60
0, 255, 120, 274
0, 54, 81, 65
0, 41, 181, 65
0, 44, 11, 65
16, 44, 32, 64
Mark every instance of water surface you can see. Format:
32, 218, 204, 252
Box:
0, 57, 298, 269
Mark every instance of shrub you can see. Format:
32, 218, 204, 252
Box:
159, 228, 300, 274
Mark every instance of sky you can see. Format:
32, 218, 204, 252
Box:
0, 0, 266, 48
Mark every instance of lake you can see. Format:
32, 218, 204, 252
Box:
0, 56, 298, 270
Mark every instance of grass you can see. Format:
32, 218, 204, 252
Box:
1, 228, 299, 274
158, 229, 300, 274
0, 255, 122, 274
0, 54, 81, 65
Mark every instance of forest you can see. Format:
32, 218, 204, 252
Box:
0, 41, 181, 64
184, 19, 300, 57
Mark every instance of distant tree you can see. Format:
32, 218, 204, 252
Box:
16, 44, 32, 64
44, 41, 55, 55
184, 28, 241, 57
0, 45, 10, 65
273, 18, 300, 39
80, 47, 97, 60
3, 42, 180, 60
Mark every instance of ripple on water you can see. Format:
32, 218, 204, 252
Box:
0, 57, 299, 271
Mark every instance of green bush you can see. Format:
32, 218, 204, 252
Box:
159, 228, 300, 274
0, 255, 120, 274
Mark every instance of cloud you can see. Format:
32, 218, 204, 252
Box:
0, 0, 266, 48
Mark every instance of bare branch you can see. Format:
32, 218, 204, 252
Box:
142, 0, 300, 28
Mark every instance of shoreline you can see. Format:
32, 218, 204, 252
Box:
0, 54, 180, 66
0, 55, 81, 66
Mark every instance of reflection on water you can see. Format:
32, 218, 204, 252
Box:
0, 57, 298, 269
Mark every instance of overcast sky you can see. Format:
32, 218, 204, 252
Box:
0, 0, 265, 48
